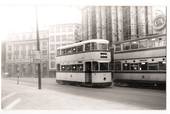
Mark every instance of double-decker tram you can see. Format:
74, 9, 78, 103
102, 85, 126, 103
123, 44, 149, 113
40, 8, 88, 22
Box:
113, 34, 166, 87
56, 39, 112, 87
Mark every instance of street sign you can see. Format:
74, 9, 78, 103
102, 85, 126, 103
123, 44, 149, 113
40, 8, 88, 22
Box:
31, 50, 41, 63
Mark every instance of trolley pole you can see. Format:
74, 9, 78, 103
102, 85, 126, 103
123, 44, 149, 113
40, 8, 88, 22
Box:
35, 6, 41, 89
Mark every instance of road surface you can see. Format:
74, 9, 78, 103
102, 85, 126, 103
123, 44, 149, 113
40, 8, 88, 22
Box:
1, 78, 166, 110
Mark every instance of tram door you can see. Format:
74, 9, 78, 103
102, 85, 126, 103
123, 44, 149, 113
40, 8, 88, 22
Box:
85, 62, 92, 83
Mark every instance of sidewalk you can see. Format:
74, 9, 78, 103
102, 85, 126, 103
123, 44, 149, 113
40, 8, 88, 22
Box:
1, 79, 146, 110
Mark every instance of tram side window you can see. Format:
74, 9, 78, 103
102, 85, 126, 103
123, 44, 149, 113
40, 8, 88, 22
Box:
115, 44, 121, 51
98, 43, 108, 50
91, 42, 97, 50
65, 65, 71, 71
148, 63, 158, 70
65, 48, 72, 54
71, 65, 76, 71
139, 39, 147, 48
139, 63, 148, 70
72, 47, 77, 53
123, 42, 130, 50
85, 43, 90, 51
159, 62, 166, 70
130, 63, 139, 70
61, 65, 65, 71
61, 49, 66, 55
131, 41, 139, 49
148, 38, 156, 48
100, 63, 108, 71
123, 63, 130, 70
157, 38, 166, 47
92, 62, 98, 71
76, 64, 83, 71
77, 45, 83, 52
114, 62, 121, 71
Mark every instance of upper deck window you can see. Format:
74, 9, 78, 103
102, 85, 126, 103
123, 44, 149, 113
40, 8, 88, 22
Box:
65, 48, 72, 54
72, 47, 77, 53
77, 45, 83, 52
91, 42, 97, 50
139, 39, 147, 48
123, 42, 130, 50
98, 43, 108, 50
115, 44, 121, 51
85, 43, 90, 51
131, 41, 139, 49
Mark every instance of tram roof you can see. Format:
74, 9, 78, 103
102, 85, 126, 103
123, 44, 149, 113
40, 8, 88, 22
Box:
57, 39, 109, 50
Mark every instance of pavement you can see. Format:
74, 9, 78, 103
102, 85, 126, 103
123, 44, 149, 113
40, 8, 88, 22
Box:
1, 77, 166, 110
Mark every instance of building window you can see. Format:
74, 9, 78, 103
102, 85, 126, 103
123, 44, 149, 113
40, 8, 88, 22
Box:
115, 44, 121, 51
8, 53, 12, 60
42, 41, 47, 49
50, 62, 55, 68
50, 36, 55, 42
123, 42, 130, 50
50, 44, 55, 51
42, 50, 48, 55
50, 53, 55, 60
139, 39, 147, 48
131, 41, 139, 49
8, 45, 12, 51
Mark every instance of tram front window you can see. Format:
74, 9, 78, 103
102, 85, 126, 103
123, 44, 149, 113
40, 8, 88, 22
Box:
100, 63, 108, 71
92, 62, 98, 71
91, 42, 97, 50
98, 43, 108, 50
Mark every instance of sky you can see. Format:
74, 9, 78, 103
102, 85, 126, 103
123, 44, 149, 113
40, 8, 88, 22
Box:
0, 5, 82, 41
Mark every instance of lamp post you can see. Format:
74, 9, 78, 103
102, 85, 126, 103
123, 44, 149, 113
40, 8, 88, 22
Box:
35, 6, 41, 89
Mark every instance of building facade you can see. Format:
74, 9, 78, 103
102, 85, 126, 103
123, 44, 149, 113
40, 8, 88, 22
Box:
4, 23, 81, 78
5, 30, 49, 77
48, 24, 81, 77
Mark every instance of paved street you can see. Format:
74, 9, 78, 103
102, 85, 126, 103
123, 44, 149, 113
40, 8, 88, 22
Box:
1, 77, 166, 110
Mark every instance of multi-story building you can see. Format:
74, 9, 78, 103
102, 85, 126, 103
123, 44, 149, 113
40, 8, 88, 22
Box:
48, 23, 81, 77
5, 30, 49, 77
81, 6, 166, 84
4, 23, 81, 77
